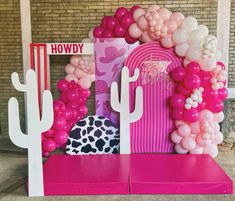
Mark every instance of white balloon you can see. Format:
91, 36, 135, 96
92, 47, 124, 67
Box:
172, 28, 188, 44
186, 46, 202, 60
175, 143, 188, 154
189, 145, 204, 154
185, 104, 191, 110
181, 16, 198, 32
175, 43, 189, 57
81, 38, 92, 43
200, 58, 217, 71
171, 131, 182, 143
198, 25, 209, 36
213, 132, 223, 144
188, 29, 205, 45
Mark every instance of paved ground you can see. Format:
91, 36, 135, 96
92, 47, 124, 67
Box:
0, 139, 234, 201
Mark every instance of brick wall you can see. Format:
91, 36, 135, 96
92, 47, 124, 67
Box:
1, 0, 234, 150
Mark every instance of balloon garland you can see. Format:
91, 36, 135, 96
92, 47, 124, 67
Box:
43, 4, 228, 157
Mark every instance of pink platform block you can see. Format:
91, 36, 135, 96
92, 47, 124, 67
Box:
43, 154, 233, 195
130, 154, 233, 194
43, 154, 130, 195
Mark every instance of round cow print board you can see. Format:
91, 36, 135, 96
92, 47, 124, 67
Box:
66, 115, 120, 155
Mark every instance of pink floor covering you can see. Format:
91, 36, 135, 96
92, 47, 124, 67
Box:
43, 154, 233, 195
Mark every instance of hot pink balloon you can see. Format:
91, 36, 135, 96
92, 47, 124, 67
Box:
53, 115, 67, 130
93, 26, 105, 37
203, 87, 219, 100
183, 108, 199, 123
80, 89, 91, 98
78, 105, 88, 116
197, 101, 206, 111
43, 128, 55, 138
101, 16, 110, 28
42, 139, 56, 152
218, 87, 228, 100
106, 17, 118, 30
57, 79, 69, 92
66, 89, 79, 102
53, 100, 66, 112
103, 30, 114, 38
120, 13, 134, 29
172, 109, 183, 120
170, 67, 186, 82
63, 107, 74, 121
217, 61, 225, 70
176, 84, 191, 96
198, 71, 212, 87
114, 24, 126, 37
186, 61, 200, 74
54, 130, 68, 144
183, 74, 200, 90
170, 94, 186, 109
114, 7, 129, 22
207, 98, 224, 113
125, 32, 138, 44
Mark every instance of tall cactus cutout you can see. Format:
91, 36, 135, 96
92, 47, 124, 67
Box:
111, 66, 143, 154
8, 69, 53, 196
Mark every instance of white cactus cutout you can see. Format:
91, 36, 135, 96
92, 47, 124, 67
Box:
110, 66, 143, 154
8, 69, 53, 196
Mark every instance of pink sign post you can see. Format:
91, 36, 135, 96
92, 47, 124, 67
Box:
125, 42, 183, 153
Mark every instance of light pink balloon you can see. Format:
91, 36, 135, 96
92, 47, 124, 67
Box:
129, 23, 142, 38
165, 19, 177, 34
141, 31, 155, 42
182, 136, 196, 150
189, 145, 203, 154
74, 68, 87, 79
137, 15, 148, 30
146, 5, 160, 13
171, 131, 182, 143
175, 143, 188, 154
175, 120, 185, 127
70, 55, 80, 68
161, 34, 174, 48
177, 124, 191, 137
133, 8, 145, 21
65, 64, 75, 74
170, 12, 185, 26
196, 135, 211, 147
65, 74, 78, 83
203, 144, 218, 158
214, 112, 224, 123
86, 74, 95, 82
78, 78, 91, 89
213, 122, 220, 132
199, 109, 214, 122
190, 122, 200, 134
213, 131, 223, 144
158, 8, 171, 21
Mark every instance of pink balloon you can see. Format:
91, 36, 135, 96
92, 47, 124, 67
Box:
114, 24, 126, 37
177, 124, 191, 137
42, 139, 56, 152
176, 84, 191, 96
198, 71, 212, 87
78, 105, 88, 116
54, 130, 68, 144
196, 135, 211, 147
129, 23, 142, 38
190, 122, 200, 134
80, 89, 91, 98
214, 112, 224, 123
164, 19, 177, 34
130, 5, 141, 15
203, 87, 218, 100
93, 26, 105, 37
133, 8, 145, 21
161, 34, 174, 48
137, 15, 148, 30
175, 143, 188, 154
67, 102, 79, 110
120, 13, 134, 29
65, 74, 78, 83
183, 74, 201, 90
57, 79, 69, 92
182, 136, 196, 150
213, 132, 223, 144
53, 115, 67, 130
171, 131, 182, 143
183, 108, 199, 123
63, 107, 74, 121
206, 98, 224, 113
74, 68, 87, 79
125, 32, 138, 44
158, 8, 171, 21
170, 94, 186, 109
170, 12, 184, 26
66, 89, 79, 102
175, 120, 186, 128
70, 56, 80, 68
103, 30, 114, 38
140, 31, 155, 42
217, 61, 225, 70
170, 67, 186, 82
101, 16, 110, 28
146, 5, 160, 13
106, 16, 118, 30
43, 128, 55, 138
197, 101, 206, 111
172, 109, 183, 120
218, 87, 228, 100
114, 7, 129, 22
65, 64, 75, 74
199, 109, 214, 122
186, 61, 200, 74
78, 78, 92, 89
53, 100, 66, 112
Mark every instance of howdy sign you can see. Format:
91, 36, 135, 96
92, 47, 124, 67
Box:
46, 43, 94, 55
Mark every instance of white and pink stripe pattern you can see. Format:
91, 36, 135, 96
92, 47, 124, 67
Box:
125, 42, 183, 153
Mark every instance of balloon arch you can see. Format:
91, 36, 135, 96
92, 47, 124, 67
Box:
42, 5, 228, 158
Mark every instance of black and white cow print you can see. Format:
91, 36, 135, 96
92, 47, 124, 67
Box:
66, 115, 120, 155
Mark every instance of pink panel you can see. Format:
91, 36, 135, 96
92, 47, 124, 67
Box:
95, 38, 139, 126
130, 154, 233, 194
43, 154, 130, 195
125, 42, 183, 153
